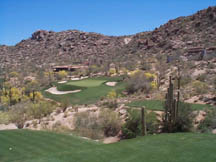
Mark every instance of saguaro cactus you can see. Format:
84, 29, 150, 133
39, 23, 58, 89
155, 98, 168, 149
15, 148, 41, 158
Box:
164, 75, 180, 132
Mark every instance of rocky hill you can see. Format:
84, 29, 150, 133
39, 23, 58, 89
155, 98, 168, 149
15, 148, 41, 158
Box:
0, 6, 216, 70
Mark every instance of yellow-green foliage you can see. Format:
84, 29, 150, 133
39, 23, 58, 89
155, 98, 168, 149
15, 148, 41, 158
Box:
57, 70, 68, 80
150, 82, 157, 89
29, 91, 43, 101
0, 112, 10, 124
128, 69, 140, 76
3, 82, 12, 89
109, 68, 116, 75
120, 67, 128, 74
74, 109, 122, 139
107, 90, 117, 99
0, 87, 42, 106
192, 80, 208, 94
27, 101, 56, 119
25, 80, 40, 92
44, 71, 54, 77
0, 87, 26, 105
144, 72, 157, 89
9, 71, 19, 78
144, 72, 157, 79
8, 101, 56, 128
1, 96, 9, 105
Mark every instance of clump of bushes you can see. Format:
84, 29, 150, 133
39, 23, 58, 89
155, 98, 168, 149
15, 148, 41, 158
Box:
121, 109, 159, 139
198, 108, 216, 133
162, 102, 196, 133
174, 74, 192, 87
8, 100, 56, 128
56, 70, 68, 80
103, 90, 118, 109
126, 71, 154, 94
74, 109, 122, 139
0, 111, 10, 124
192, 80, 209, 95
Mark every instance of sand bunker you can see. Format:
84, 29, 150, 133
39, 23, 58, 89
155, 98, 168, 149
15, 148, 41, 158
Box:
58, 81, 67, 84
45, 87, 81, 95
71, 76, 88, 81
106, 82, 117, 86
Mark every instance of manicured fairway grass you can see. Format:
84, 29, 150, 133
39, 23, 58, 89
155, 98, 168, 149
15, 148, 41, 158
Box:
127, 100, 215, 111
0, 130, 216, 162
43, 77, 125, 105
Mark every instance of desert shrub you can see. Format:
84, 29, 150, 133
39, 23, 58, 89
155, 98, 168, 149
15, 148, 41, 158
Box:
27, 101, 56, 119
109, 68, 116, 76
207, 63, 215, 69
29, 91, 43, 101
126, 71, 153, 94
196, 74, 207, 82
56, 70, 68, 80
174, 102, 196, 132
99, 109, 122, 136
74, 109, 121, 139
74, 111, 103, 139
8, 101, 56, 128
24, 80, 40, 93
104, 90, 118, 109
121, 109, 159, 139
192, 80, 208, 95
60, 98, 71, 112
174, 73, 192, 87
0, 87, 28, 106
140, 62, 151, 71
103, 100, 118, 109
162, 102, 195, 133
146, 112, 160, 134
51, 121, 71, 133
9, 102, 29, 128
107, 90, 117, 99
0, 111, 10, 124
9, 71, 19, 78
121, 127, 136, 139
198, 108, 216, 133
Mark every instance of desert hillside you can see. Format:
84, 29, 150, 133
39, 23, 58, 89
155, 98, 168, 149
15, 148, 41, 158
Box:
0, 6, 216, 70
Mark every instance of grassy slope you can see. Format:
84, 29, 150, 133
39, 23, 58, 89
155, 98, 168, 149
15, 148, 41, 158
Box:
43, 77, 125, 105
127, 100, 215, 111
0, 130, 216, 162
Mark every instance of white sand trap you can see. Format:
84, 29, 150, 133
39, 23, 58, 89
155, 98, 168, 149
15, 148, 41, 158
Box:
46, 87, 81, 95
106, 82, 117, 86
58, 81, 67, 84
71, 76, 88, 81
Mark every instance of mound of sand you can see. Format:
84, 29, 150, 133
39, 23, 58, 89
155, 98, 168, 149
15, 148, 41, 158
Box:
106, 82, 117, 86
45, 87, 81, 95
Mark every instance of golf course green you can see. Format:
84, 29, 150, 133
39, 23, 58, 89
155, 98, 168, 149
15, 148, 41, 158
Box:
43, 77, 125, 105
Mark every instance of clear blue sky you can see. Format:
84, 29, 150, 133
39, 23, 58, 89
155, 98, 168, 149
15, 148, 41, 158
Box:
0, 0, 215, 45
